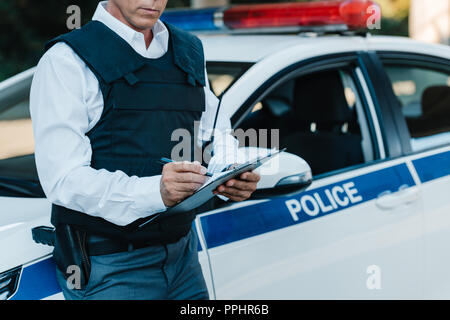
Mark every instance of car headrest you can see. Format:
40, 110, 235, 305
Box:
263, 80, 295, 116
267, 79, 295, 103
421, 85, 450, 117
293, 70, 353, 126
406, 85, 450, 138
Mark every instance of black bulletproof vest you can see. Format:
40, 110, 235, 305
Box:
45, 20, 206, 244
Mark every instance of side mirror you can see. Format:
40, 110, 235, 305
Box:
240, 147, 312, 199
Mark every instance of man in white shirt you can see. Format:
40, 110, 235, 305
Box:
30, 0, 260, 300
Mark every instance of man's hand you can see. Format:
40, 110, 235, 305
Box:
213, 168, 260, 202
160, 161, 208, 207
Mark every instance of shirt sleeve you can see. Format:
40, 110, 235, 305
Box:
30, 43, 167, 227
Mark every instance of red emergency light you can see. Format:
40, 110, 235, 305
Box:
223, 0, 380, 30
161, 0, 381, 32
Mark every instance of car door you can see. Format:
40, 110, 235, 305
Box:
198, 54, 424, 299
378, 52, 450, 298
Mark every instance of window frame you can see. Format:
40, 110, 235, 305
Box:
377, 51, 450, 156
229, 52, 384, 179
206, 61, 254, 99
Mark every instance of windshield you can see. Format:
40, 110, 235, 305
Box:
206, 62, 253, 97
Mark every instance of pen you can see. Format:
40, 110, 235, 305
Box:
157, 157, 213, 177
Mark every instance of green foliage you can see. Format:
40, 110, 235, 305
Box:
371, 0, 410, 37
0, 0, 97, 81
0, 0, 189, 81
370, 16, 409, 37
377, 0, 410, 20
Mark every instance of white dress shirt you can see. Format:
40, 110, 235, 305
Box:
30, 1, 244, 226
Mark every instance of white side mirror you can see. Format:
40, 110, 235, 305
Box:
239, 147, 312, 196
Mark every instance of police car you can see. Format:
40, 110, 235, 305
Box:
1, 0, 450, 299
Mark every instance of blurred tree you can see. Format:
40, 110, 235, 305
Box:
0, 0, 189, 81
377, 0, 410, 19
0, 0, 97, 81
371, 0, 410, 37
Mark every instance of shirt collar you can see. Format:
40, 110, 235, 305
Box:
92, 1, 169, 56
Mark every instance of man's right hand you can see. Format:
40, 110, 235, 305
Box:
160, 161, 208, 207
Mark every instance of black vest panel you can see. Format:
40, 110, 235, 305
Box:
45, 20, 206, 244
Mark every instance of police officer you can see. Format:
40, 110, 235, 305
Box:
30, 0, 260, 300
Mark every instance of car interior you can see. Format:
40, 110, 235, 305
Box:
382, 64, 450, 152
406, 85, 450, 138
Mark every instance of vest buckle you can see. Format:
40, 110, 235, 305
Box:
124, 72, 139, 86
187, 73, 197, 86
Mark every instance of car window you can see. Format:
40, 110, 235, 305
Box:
0, 92, 43, 197
206, 62, 253, 97
0, 98, 34, 161
383, 64, 450, 152
234, 67, 374, 177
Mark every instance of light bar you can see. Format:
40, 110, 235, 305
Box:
161, 0, 381, 32
161, 7, 221, 31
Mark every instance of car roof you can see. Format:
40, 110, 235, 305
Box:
199, 34, 450, 63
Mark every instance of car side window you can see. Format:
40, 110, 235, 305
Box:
0, 94, 43, 197
235, 67, 374, 177
0, 98, 33, 160
206, 62, 253, 97
383, 64, 450, 152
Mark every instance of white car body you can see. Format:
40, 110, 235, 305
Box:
1, 32, 449, 300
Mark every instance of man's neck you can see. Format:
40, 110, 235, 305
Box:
105, 2, 154, 49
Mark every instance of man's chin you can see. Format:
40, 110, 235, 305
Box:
130, 19, 158, 31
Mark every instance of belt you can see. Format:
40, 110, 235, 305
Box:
86, 235, 158, 256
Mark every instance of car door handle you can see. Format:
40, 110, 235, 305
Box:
376, 185, 420, 210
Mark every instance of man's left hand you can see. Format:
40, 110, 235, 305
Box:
213, 170, 260, 202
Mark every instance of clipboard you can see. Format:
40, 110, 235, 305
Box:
137, 148, 286, 228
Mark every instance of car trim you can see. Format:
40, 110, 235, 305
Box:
9, 255, 60, 300
200, 148, 449, 249
201, 162, 416, 249
357, 52, 408, 158
355, 67, 386, 159
412, 150, 450, 183
377, 51, 450, 71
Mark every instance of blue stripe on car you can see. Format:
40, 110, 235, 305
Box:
200, 163, 415, 249
10, 257, 61, 300
413, 150, 450, 183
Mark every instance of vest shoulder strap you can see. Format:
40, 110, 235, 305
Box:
164, 22, 206, 87
45, 21, 144, 85
44, 20, 206, 87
